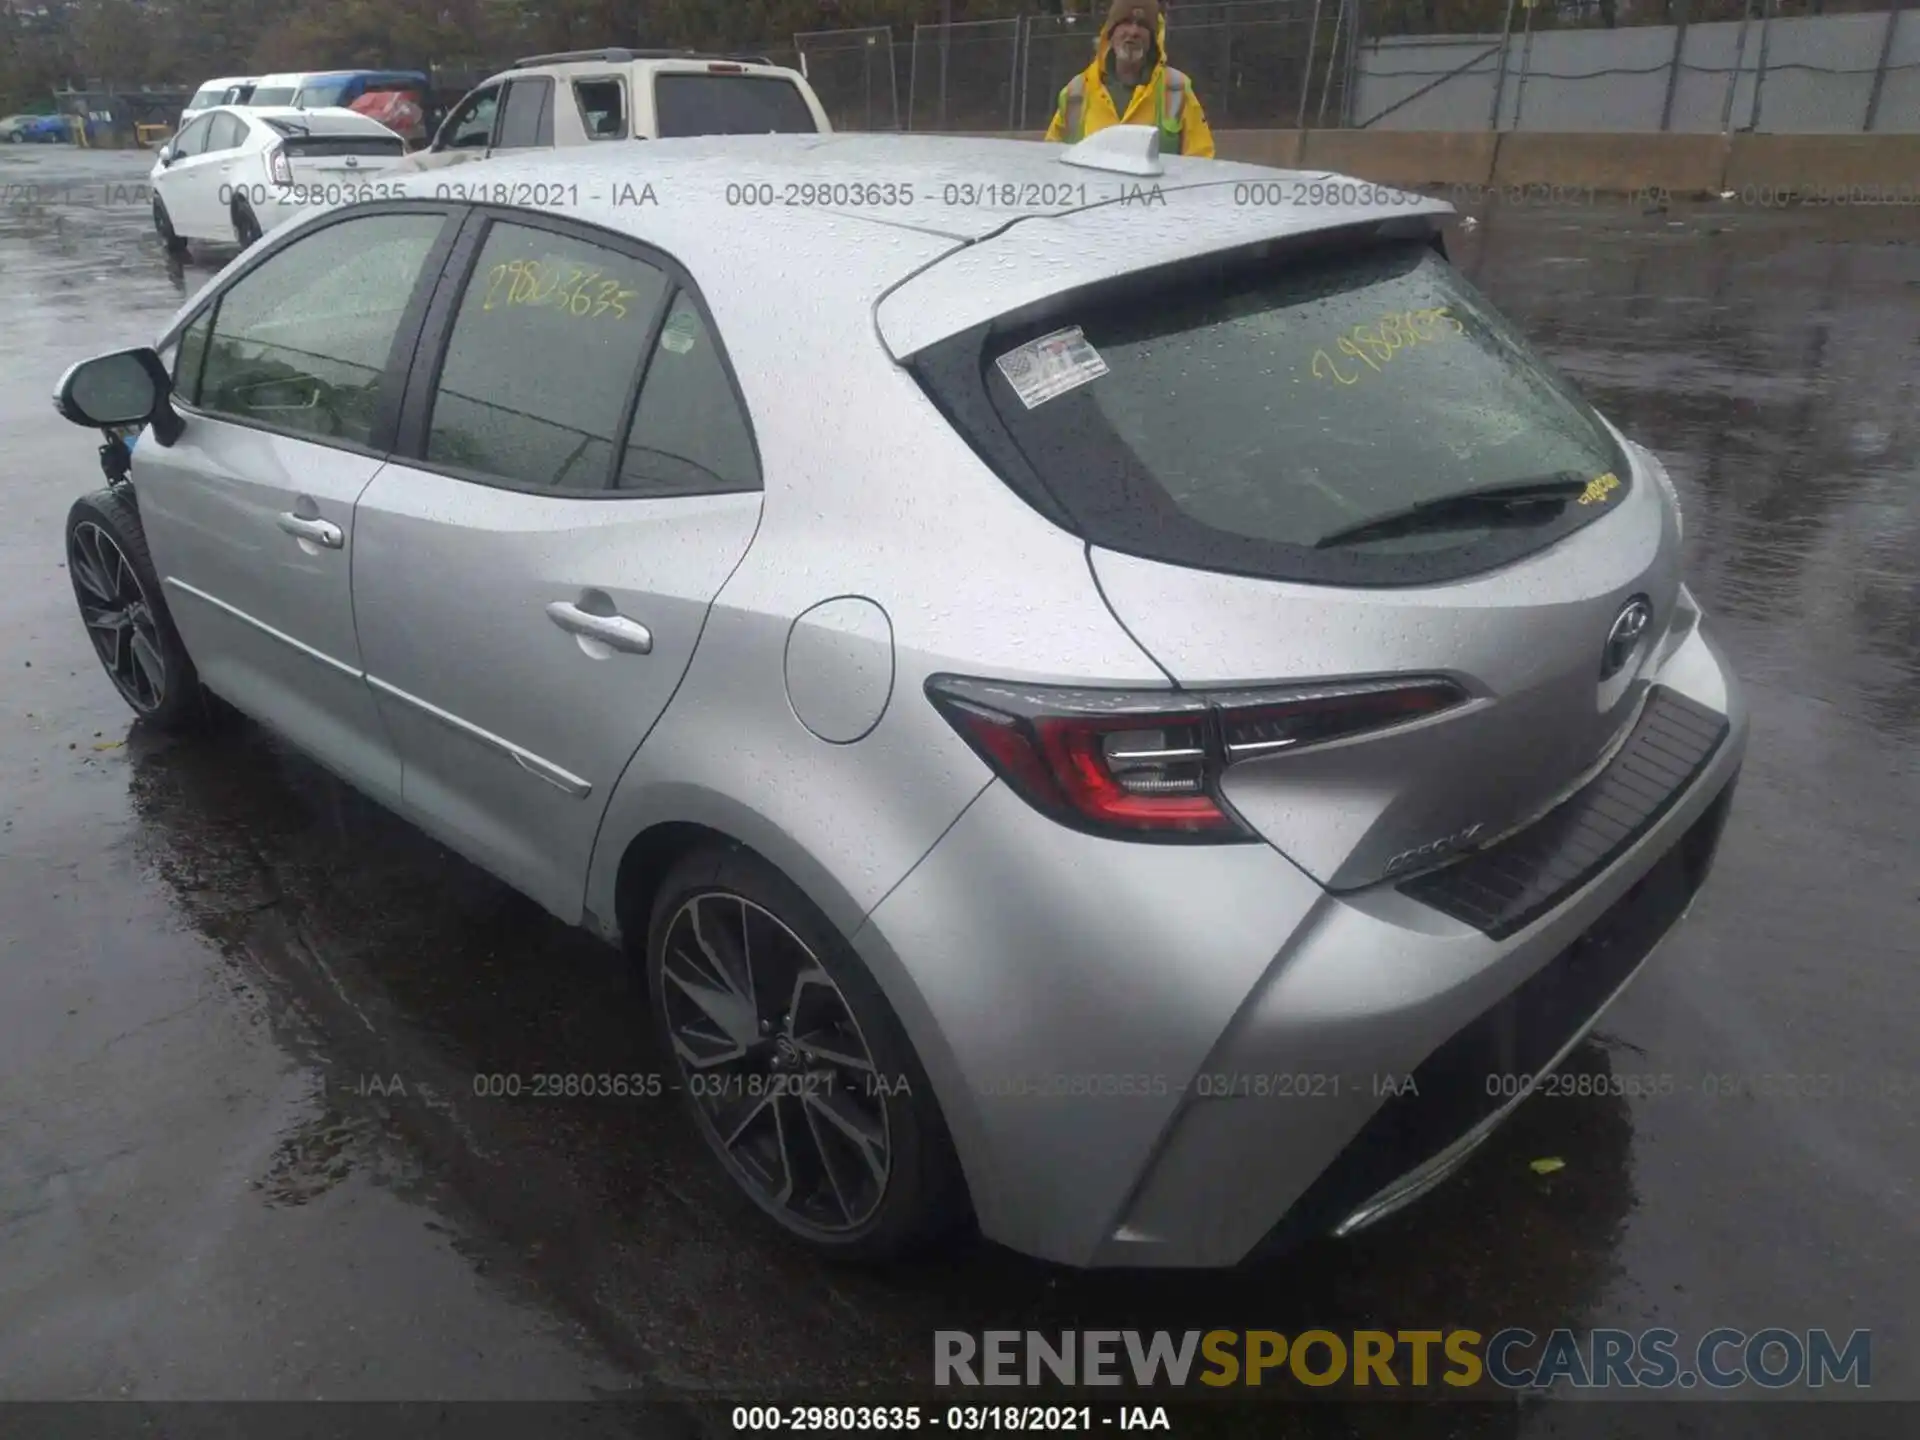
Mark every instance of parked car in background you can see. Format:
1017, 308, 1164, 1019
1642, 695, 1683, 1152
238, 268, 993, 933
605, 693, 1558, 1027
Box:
2, 113, 68, 143
395, 47, 828, 173
244, 70, 428, 113
244, 72, 318, 107
53, 132, 1744, 1269
346, 83, 430, 148
293, 70, 429, 114
180, 76, 259, 129
150, 105, 409, 251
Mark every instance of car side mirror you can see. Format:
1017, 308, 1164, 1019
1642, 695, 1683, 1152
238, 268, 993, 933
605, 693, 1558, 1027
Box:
55, 348, 184, 445
157, 145, 175, 165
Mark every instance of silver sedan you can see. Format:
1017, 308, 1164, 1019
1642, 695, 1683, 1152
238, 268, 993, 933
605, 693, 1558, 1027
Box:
53, 131, 1746, 1268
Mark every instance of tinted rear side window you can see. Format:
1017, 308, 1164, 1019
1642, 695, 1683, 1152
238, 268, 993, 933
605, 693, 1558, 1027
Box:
496, 77, 554, 148
913, 238, 1630, 588
425, 222, 670, 489
250, 87, 297, 106
618, 292, 760, 496
574, 78, 626, 138
207, 113, 246, 150
652, 74, 815, 136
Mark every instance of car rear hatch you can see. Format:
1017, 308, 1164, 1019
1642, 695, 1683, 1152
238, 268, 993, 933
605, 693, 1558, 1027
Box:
888, 197, 1687, 893
265, 115, 409, 185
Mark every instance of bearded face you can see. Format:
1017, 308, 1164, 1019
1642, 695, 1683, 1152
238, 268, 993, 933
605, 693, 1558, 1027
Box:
1111, 16, 1152, 67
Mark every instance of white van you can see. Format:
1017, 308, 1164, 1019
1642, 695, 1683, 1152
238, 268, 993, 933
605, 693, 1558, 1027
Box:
244, 73, 320, 108
179, 76, 259, 129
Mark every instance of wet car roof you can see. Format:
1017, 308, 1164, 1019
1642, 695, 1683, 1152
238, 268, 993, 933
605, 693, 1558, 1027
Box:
377, 133, 1452, 302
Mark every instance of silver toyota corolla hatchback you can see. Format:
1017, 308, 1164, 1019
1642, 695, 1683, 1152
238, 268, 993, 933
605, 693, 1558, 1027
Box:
54, 130, 1745, 1268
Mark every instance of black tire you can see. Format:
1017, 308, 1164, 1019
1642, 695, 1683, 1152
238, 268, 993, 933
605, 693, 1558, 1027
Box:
646, 844, 971, 1261
65, 488, 213, 732
152, 197, 187, 254
231, 197, 262, 248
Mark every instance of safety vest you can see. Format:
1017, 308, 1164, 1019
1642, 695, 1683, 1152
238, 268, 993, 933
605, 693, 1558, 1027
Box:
1062, 66, 1188, 152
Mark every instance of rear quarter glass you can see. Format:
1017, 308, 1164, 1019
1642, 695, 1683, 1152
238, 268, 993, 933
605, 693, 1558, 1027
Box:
915, 237, 1631, 588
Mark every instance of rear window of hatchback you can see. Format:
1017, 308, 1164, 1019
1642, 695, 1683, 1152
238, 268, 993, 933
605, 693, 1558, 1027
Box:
910, 234, 1632, 588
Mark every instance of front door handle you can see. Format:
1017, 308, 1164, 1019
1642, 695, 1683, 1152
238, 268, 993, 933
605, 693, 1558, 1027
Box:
277, 512, 343, 549
546, 601, 653, 655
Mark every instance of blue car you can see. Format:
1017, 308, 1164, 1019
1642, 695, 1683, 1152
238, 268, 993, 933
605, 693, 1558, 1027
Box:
1, 113, 69, 143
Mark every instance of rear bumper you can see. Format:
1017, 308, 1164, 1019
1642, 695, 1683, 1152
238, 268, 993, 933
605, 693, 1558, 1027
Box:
1252, 771, 1735, 1256
856, 619, 1746, 1269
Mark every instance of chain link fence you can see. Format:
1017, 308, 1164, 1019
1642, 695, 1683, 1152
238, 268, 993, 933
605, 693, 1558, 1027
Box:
1351, 0, 1917, 131
846, 1, 1912, 134
796, 27, 902, 132
907, 18, 1025, 131
57, 2, 1914, 145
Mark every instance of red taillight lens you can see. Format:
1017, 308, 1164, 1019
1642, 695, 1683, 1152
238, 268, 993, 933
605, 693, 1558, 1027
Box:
268, 146, 293, 186
926, 675, 1467, 843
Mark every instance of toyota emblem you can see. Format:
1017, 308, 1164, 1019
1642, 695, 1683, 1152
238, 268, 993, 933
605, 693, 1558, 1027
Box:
1601, 596, 1653, 680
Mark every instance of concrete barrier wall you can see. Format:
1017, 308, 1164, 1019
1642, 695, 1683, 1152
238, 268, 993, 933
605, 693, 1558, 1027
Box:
1210, 129, 1304, 169
1724, 133, 1920, 194
1296, 129, 1497, 185
1491, 132, 1730, 194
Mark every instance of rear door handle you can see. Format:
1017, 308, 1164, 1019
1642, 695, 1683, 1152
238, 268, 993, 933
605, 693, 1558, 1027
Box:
546, 601, 653, 655
276, 513, 343, 548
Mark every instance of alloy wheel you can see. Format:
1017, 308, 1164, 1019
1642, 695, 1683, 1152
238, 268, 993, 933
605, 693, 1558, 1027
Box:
69, 519, 167, 713
659, 892, 892, 1234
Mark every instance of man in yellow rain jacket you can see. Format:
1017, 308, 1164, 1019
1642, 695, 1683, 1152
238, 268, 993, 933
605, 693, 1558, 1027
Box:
1045, 0, 1215, 159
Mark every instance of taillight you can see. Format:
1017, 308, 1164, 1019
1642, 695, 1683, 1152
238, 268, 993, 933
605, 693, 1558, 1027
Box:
925, 674, 1467, 843
268, 146, 293, 186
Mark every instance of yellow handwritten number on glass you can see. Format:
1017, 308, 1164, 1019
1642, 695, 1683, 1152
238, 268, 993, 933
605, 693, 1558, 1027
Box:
1311, 306, 1462, 387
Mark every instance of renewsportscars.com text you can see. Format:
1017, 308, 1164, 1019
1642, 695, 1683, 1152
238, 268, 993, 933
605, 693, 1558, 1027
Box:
934, 1328, 1870, 1391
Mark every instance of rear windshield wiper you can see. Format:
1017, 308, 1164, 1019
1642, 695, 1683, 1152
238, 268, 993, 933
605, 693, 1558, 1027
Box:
1313, 474, 1593, 549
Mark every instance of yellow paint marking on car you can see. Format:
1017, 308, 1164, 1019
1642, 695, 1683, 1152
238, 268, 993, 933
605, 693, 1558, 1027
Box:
1577, 471, 1621, 506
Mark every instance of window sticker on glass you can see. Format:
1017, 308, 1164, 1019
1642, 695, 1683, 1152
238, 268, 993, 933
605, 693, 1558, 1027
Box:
659, 307, 699, 354
995, 326, 1109, 409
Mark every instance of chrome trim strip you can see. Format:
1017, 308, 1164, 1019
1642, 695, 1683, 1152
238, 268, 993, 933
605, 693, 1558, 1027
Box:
164, 577, 361, 679
363, 674, 592, 799
1223, 736, 1301, 759
1331, 917, 1683, 1238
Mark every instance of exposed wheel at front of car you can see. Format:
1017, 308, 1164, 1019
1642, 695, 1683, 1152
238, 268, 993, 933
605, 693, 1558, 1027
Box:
65, 488, 212, 731
646, 845, 970, 1260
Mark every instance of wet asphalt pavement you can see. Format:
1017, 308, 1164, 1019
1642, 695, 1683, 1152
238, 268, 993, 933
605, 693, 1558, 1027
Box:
0, 148, 1914, 1430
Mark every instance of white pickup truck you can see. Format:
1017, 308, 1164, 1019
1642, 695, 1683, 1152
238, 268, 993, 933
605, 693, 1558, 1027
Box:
395, 47, 832, 173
